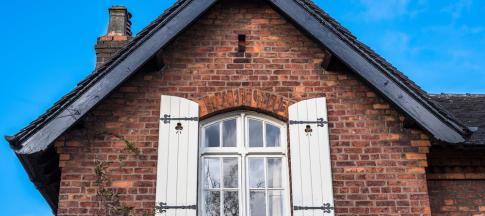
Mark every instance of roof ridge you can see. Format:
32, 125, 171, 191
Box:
431, 93, 485, 97
8, 0, 471, 148
9, 0, 193, 146
296, 0, 469, 135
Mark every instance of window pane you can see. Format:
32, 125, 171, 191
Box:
249, 158, 265, 188
223, 119, 237, 147
223, 191, 239, 216
265, 123, 280, 147
223, 158, 238, 188
250, 191, 266, 216
204, 191, 221, 216
268, 191, 284, 216
204, 158, 221, 189
205, 123, 220, 147
267, 158, 282, 188
248, 119, 263, 147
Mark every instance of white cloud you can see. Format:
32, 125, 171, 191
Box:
358, 0, 411, 21
376, 31, 423, 58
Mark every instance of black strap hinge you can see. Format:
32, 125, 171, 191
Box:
289, 118, 328, 127
156, 202, 197, 213
160, 114, 199, 124
294, 203, 334, 213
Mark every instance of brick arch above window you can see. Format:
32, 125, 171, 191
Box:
197, 88, 296, 121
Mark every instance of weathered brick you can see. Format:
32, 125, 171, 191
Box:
55, 0, 433, 215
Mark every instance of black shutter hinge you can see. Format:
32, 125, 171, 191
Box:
156, 202, 197, 213
160, 114, 199, 124
289, 118, 328, 127
294, 203, 334, 213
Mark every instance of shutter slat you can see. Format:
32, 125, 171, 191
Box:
176, 98, 189, 215
289, 97, 334, 216
157, 96, 171, 206
296, 101, 315, 216
289, 104, 303, 216
166, 98, 180, 215
308, 99, 324, 213
316, 99, 334, 207
156, 95, 199, 216
186, 102, 199, 216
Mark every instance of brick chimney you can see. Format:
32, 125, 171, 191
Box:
95, 6, 132, 68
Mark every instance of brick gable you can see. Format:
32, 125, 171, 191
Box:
55, 0, 432, 215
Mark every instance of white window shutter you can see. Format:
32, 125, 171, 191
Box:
156, 95, 199, 216
289, 97, 335, 216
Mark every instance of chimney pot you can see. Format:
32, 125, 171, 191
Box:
95, 6, 133, 68
107, 6, 132, 37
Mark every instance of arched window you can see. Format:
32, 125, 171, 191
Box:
155, 96, 334, 215
199, 112, 290, 216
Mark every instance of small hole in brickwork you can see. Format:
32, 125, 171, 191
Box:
238, 34, 246, 53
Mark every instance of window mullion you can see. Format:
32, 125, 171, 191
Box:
240, 113, 246, 216
200, 112, 288, 216
264, 158, 269, 216
263, 122, 266, 148
219, 122, 223, 148
219, 158, 223, 215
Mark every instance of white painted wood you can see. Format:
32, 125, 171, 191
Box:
289, 98, 334, 216
307, 99, 324, 215
288, 103, 303, 216
156, 95, 199, 216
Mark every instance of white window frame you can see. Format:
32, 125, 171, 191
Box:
198, 111, 291, 216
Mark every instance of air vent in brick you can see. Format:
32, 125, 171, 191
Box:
233, 34, 251, 63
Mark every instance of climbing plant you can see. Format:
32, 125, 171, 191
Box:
95, 160, 135, 216
92, 132, 160, 216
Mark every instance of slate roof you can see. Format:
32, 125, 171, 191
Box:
7, 0, 192, 147
7, 0, 471, 150
5, 1, 193, 212
6, 0, 483, 212
296, 0, 469, 136
431, 94, 485, 145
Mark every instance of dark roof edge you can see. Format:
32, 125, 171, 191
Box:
5, 135, 20, 149
16, 153, 58, 213
430, 93, 485, 145
430, 93, 485, 97
10, 0, 218, 154
296, 0, 470, 137
291, 0, 471, 138
268, 0, 469, 142
9, 0, 471, 156
7, 0, 194, 146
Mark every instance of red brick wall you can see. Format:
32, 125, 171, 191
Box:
55, 0, 432, 215
428, 180, 485, 215
427, 147, 485, 215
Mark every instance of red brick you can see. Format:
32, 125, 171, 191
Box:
55, 1, 434, 215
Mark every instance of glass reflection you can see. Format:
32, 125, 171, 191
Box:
265, 123, 280, 147
249, 158, 265, 188
205, 191, 221, 216
249, 119, 263, 147
205, 123, 220, 147
268, 191, 284, 216
223, 191, 239, 216
204, 158, 221, 189
223, 119, 237, 147
250, 191, 266, 216
267, 158, 282, 188
223, 158, 238, 188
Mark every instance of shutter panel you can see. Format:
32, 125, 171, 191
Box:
289, 97, 334, 216
156, 95, 199, 216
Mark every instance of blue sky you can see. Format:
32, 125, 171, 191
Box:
0, 0, 484, 215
